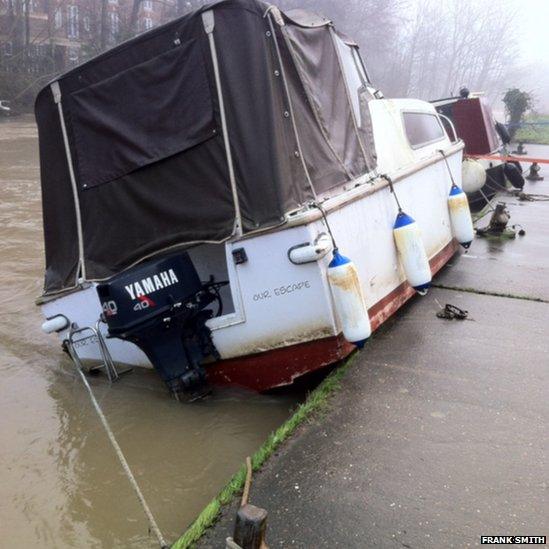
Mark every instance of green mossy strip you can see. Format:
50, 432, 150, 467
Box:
432, 283, 548, 303
515, 115, 549, 145
171, 352, 358, 549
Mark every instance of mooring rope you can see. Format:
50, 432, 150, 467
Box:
474, 168, 549, 211
74, 366, 169, 548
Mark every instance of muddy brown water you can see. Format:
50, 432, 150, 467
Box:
0, 116, 302, 548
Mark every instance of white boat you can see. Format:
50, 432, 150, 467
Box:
36, 0, 466, 398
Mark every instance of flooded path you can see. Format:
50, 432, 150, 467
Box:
0, 116, 301, 547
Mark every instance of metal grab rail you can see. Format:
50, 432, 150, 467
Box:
437, 113, 459, 144
66, 319, 131, 382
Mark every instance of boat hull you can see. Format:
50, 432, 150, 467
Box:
208, 239, 457, 391
40, 142, 463, 393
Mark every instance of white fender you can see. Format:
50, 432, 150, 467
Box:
393, 211, 431, 295
461, 158, 486, 193
327, 250, 371, 347
288, 233, 333, 264
448, 184, 474, 249
42, 315, 69, 334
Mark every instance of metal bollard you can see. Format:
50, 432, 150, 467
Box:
512, 142, 527, 155
526, 162, 544, 181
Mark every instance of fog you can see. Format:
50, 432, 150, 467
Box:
512, 0, 549, 111
1, 0, 547, 112
277, 0, 549, 111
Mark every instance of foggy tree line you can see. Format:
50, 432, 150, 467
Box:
277, 0, 520, 103
0, 0, 524, 110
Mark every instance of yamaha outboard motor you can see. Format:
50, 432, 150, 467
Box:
96, 252, 219, 400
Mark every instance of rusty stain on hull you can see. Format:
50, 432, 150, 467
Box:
208, 240, 458, 391
221, 326, 335, 358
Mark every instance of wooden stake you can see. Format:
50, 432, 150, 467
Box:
233, 504, 268, 549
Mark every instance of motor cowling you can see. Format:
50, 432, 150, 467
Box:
96, 252, 218, 399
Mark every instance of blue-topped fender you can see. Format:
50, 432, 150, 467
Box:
449, 184, 465, 196
328, 249, 351, 268
326, 248, 371, 347
393, 211, 416, 229
392, 209, 432, 294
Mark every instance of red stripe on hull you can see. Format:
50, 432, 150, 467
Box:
207, 240, 458, 392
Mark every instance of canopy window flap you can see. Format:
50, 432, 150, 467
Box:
68, 38, 216, 189
282, 23, 368, 189
212, 3, 313, 232
79, 136, 236, 281
274, 23, 349, 193
331, 30, 377, 168
282, 8, 331, 28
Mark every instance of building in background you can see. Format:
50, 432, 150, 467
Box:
0, 0, 180, 75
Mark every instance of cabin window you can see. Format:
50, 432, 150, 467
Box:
403, 112, 445, 149
334, 34, 365, 126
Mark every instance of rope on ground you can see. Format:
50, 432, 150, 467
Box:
241, 456, 253, 507
436, 304, 469, 320
74, 366, 169, 549
478, 171, 549, 208
516, 192, 549, 202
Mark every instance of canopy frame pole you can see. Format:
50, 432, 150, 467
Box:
51, 81, 87, 282
328, 27, 370, 167
265, 8, 317, 200
202, 10, 243, 237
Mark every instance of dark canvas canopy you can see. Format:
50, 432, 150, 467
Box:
35, 0, 376, 295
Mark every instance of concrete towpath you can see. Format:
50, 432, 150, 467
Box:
198, 146, 549, 548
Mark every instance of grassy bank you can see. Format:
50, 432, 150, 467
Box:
171, 352, 358, 549
515, 115, 549, 145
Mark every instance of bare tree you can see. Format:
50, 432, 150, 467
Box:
384, 0, 520, 102
0, 0, 526, 113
